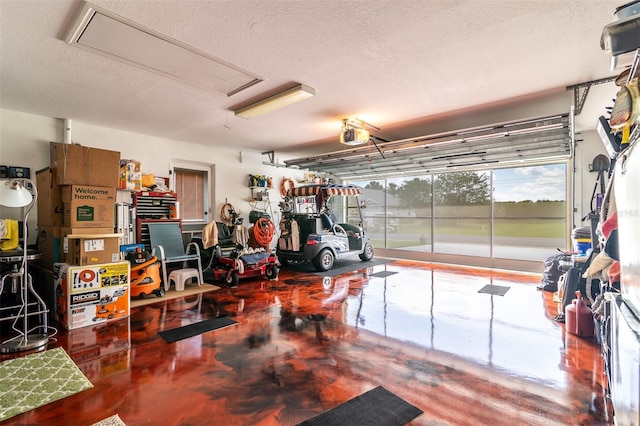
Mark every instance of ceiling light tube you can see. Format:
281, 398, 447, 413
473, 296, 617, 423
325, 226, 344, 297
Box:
234, 84, 315, 118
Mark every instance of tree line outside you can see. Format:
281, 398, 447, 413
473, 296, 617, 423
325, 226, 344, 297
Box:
353, 169, 567, 249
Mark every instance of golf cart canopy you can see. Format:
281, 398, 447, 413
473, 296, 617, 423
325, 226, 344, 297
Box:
287, 184, 362, 213
287, 184, 361, 197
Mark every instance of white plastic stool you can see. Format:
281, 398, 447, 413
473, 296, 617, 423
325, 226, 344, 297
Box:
167, 268, 200, 291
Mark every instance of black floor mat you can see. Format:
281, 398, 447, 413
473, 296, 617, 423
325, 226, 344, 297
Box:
369, 270, 398, 278
297, 386, 423, 426
478, 284, 511, 296
158, 317, 237, 343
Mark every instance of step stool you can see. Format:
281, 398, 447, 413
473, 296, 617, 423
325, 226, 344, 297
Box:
167, 268, 200, 291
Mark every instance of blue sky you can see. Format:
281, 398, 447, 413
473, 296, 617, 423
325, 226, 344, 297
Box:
493, 165, 566, 202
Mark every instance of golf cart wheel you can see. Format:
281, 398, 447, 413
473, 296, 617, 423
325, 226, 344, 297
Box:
138, 292, 146, 299
154, 288, 165, 298
226, 271, 239, 287
266, 265, 279, 279
359, 242, 374, 261
313, 249, 334, 272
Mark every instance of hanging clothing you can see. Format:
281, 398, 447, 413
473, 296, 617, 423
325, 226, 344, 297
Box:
233, 225, 250, 248
202, 221, 219, 249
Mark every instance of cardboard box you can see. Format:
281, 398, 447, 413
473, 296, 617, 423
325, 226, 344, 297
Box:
62, 185, 116, 228
62, 228, 121, 266
36, 168, 63, 227
36, 166, 58, 190
53, 262, 130, 329
50, 142, 120, 187
37, 226, 62, 268
119, 159, 142, 191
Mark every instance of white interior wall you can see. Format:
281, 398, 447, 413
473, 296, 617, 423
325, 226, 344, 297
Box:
575, 129, 611, 227
0, 108, 308, 244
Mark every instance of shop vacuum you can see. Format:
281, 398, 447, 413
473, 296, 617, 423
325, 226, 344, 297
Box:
122, 245, 164, 299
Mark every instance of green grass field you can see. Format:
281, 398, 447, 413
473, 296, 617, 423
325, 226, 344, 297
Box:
366, 218, 566, 248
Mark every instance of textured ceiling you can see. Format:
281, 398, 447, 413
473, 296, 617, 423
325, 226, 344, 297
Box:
0, 0, 625, 154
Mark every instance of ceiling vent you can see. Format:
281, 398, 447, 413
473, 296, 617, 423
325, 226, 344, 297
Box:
64, 2, 262, 95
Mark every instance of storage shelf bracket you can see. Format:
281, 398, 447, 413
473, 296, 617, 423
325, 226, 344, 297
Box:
566, 76, 616, 115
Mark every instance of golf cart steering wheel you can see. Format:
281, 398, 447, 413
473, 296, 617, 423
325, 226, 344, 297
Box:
333, 224, 346, 235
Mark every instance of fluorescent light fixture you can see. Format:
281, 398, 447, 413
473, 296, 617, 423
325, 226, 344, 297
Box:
234, 84, 315, 118
65, 2, 262, 95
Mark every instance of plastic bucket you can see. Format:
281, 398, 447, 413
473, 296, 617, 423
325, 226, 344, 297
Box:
574, 238, 592, 255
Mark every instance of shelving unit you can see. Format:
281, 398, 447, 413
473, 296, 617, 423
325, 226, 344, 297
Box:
597, 45, 640, 426
248, 172, 274, 224
134, 191, 180, 252
248, 187, 276, 224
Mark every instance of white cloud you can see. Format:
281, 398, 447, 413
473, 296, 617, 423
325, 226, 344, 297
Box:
494, 165, 566, 202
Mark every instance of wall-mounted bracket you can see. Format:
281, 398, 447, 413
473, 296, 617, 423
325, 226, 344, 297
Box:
566, 76, 616, 115
261, 151, 299, 169
262, 150, 275, 164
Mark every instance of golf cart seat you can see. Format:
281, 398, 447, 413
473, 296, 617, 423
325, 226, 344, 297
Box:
338, 223, 364, 250
321, 213, 334, 231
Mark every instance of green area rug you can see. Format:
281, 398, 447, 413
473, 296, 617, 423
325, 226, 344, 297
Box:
91, 414, 126, 426
0, 347, 93, 422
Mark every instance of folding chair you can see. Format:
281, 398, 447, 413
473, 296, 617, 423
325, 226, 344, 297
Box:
148, 222, 203, 289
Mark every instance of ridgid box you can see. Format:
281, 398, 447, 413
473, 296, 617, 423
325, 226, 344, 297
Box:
53, 261, 130, 330
36, 167, 63, 227
50, 142, 120, 187
62, 227, 121, 266
62, 185, 116, 228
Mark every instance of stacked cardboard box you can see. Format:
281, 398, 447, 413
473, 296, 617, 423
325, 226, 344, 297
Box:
34, 143, 126, 330
50, 142, 120, 187
37, 143, 121, 268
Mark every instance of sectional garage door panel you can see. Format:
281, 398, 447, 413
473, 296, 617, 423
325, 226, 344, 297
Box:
285, 114, 571, 179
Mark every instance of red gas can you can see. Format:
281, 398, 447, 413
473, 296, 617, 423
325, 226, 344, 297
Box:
565, 291, 595, 338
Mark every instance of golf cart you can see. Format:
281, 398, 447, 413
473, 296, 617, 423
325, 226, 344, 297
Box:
276, 184, 374, 271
